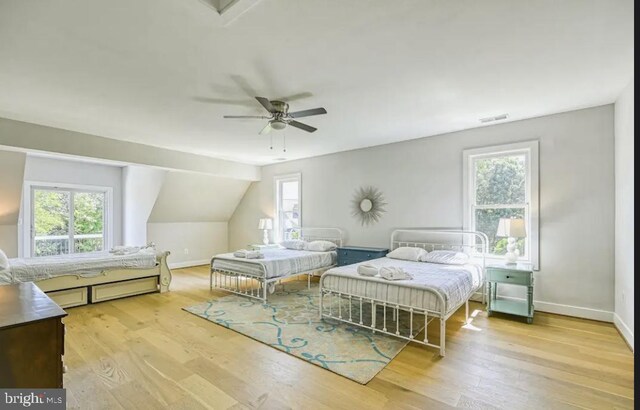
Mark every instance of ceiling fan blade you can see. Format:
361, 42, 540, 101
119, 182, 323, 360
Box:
288, 120, 317, 133
259, 123, 272, 135
255, 96, 276, 113
275, 91, 313, 103
288, 107, 327, 118
194, 96, 256, 107
223, 115, 270, 119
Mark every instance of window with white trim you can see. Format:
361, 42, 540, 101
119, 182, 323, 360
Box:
463, 141, 539, 268
28, 185, 111, 257
274, 173, 301, 242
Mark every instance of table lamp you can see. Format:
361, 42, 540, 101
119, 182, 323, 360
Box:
496, 218, 526, 264
258, 218, 273, 245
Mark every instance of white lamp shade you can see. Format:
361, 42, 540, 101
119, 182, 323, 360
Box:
496, 218, 526, 238
258, 218, 273, 230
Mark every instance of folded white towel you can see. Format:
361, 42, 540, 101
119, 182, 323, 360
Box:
357, 264, 379, 277
378, 266, 413, 281
245, 251, 263, 259
233, 249, 263, 259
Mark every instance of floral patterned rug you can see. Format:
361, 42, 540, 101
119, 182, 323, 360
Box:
183, 281, 420, 384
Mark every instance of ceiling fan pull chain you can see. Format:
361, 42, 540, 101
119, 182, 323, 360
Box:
283, 133, 287, 153
270, 134, 273, 150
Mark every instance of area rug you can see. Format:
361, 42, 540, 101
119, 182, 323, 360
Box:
183, 282, 421, 384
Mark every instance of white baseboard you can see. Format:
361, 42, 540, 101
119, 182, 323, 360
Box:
471, 292, 613, 322
613, 313, 635, 351
169, 259, 210, 269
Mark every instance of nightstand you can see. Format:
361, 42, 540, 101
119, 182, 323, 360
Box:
248, 244, 280, 251
337, 246, 389, 266
486, 263, 534, 323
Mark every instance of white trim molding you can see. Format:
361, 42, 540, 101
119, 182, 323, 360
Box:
20, 180, 114, 258
613, 314, 634, 351
273, 172, 302, 243
483, 294, 613, 322
463, 140, 540, 270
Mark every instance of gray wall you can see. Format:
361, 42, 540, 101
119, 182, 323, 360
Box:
0, 117, 260, 181
122, 165, 167, 246
614, 78, 634, 348
147, 171, 251, 267
22, 156, 124, 251
0, 150, 26, 256
230, 105, 615, 319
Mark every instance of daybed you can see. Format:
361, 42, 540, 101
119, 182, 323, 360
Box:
0, 248, 172, 308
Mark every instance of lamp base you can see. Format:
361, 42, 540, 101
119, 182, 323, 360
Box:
262, 230, 269, 245
504, 237, 520, 264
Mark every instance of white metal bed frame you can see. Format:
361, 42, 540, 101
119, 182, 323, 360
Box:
318, 229, 488, 357
210, 227, 343, 302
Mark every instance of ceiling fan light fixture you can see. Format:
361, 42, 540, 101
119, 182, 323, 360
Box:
270, 120, 287, 130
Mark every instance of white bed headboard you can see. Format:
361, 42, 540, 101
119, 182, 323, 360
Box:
390, 229, 488, 267
286, 227, 344, 247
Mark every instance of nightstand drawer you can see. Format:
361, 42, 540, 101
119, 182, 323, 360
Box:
338, 249, 386, 259
336, 246, 388, 267
487, 269, 531, 286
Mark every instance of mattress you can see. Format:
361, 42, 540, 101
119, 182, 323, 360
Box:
320, 257, 483, 315
212, 248, 337, 279
0, 249, 158, 284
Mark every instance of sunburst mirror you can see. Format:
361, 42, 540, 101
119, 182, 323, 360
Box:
351, 186, 387, 226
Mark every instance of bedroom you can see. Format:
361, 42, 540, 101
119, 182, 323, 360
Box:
0, 0, 634, 409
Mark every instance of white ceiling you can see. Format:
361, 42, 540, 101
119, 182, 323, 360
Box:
0, 0, 634, 166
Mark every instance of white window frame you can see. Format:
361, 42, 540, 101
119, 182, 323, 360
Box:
20, 181, 113, 258
463, 141, 539, 270
274, 173, 302, 243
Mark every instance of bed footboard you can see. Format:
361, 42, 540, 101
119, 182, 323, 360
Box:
210, 257, 270, 302
319, 275, 468, 357
210, 257, 335, 302
157, 251, 172, 293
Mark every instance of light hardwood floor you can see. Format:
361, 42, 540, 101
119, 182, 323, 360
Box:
63, 266, 634, 409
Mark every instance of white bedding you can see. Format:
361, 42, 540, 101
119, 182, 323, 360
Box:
0, 249, 158, 284
321, 257, 483, 314
212, 248, 337, 279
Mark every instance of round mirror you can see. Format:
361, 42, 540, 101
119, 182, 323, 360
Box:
360, 198, 373, 212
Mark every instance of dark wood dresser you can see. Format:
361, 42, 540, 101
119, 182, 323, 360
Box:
0, 282, 67, 388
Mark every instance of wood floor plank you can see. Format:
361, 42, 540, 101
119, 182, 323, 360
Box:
62, 266, 634, 409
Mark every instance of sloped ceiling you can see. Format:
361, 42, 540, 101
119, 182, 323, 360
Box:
0, 150, 26, 225
0, 0, 634, 165
148, 171, 251, 223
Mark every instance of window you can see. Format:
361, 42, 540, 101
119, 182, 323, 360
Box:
463, 141, 539, 268
274, 173, 301, 242
25, 184, 112, 257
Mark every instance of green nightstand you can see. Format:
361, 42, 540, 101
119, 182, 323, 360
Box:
486, 263, 534, 324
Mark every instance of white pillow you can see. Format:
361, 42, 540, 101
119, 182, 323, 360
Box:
420, 250, 469, 265
280, 239, 307, 250
305, 240, 337, 252
0, 249, 9, 271
386, 247, 427, 262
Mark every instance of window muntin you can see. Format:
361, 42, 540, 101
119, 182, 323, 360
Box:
464, 141, 539, 268
274, 174, 301, 242
32, 187, 107, 257
472, 153, 528, 258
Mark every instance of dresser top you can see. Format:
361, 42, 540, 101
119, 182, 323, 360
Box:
337, 245, 389, 252
0, 282, 67, 330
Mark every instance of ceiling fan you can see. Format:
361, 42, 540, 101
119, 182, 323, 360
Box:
224, 97, 327, 134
